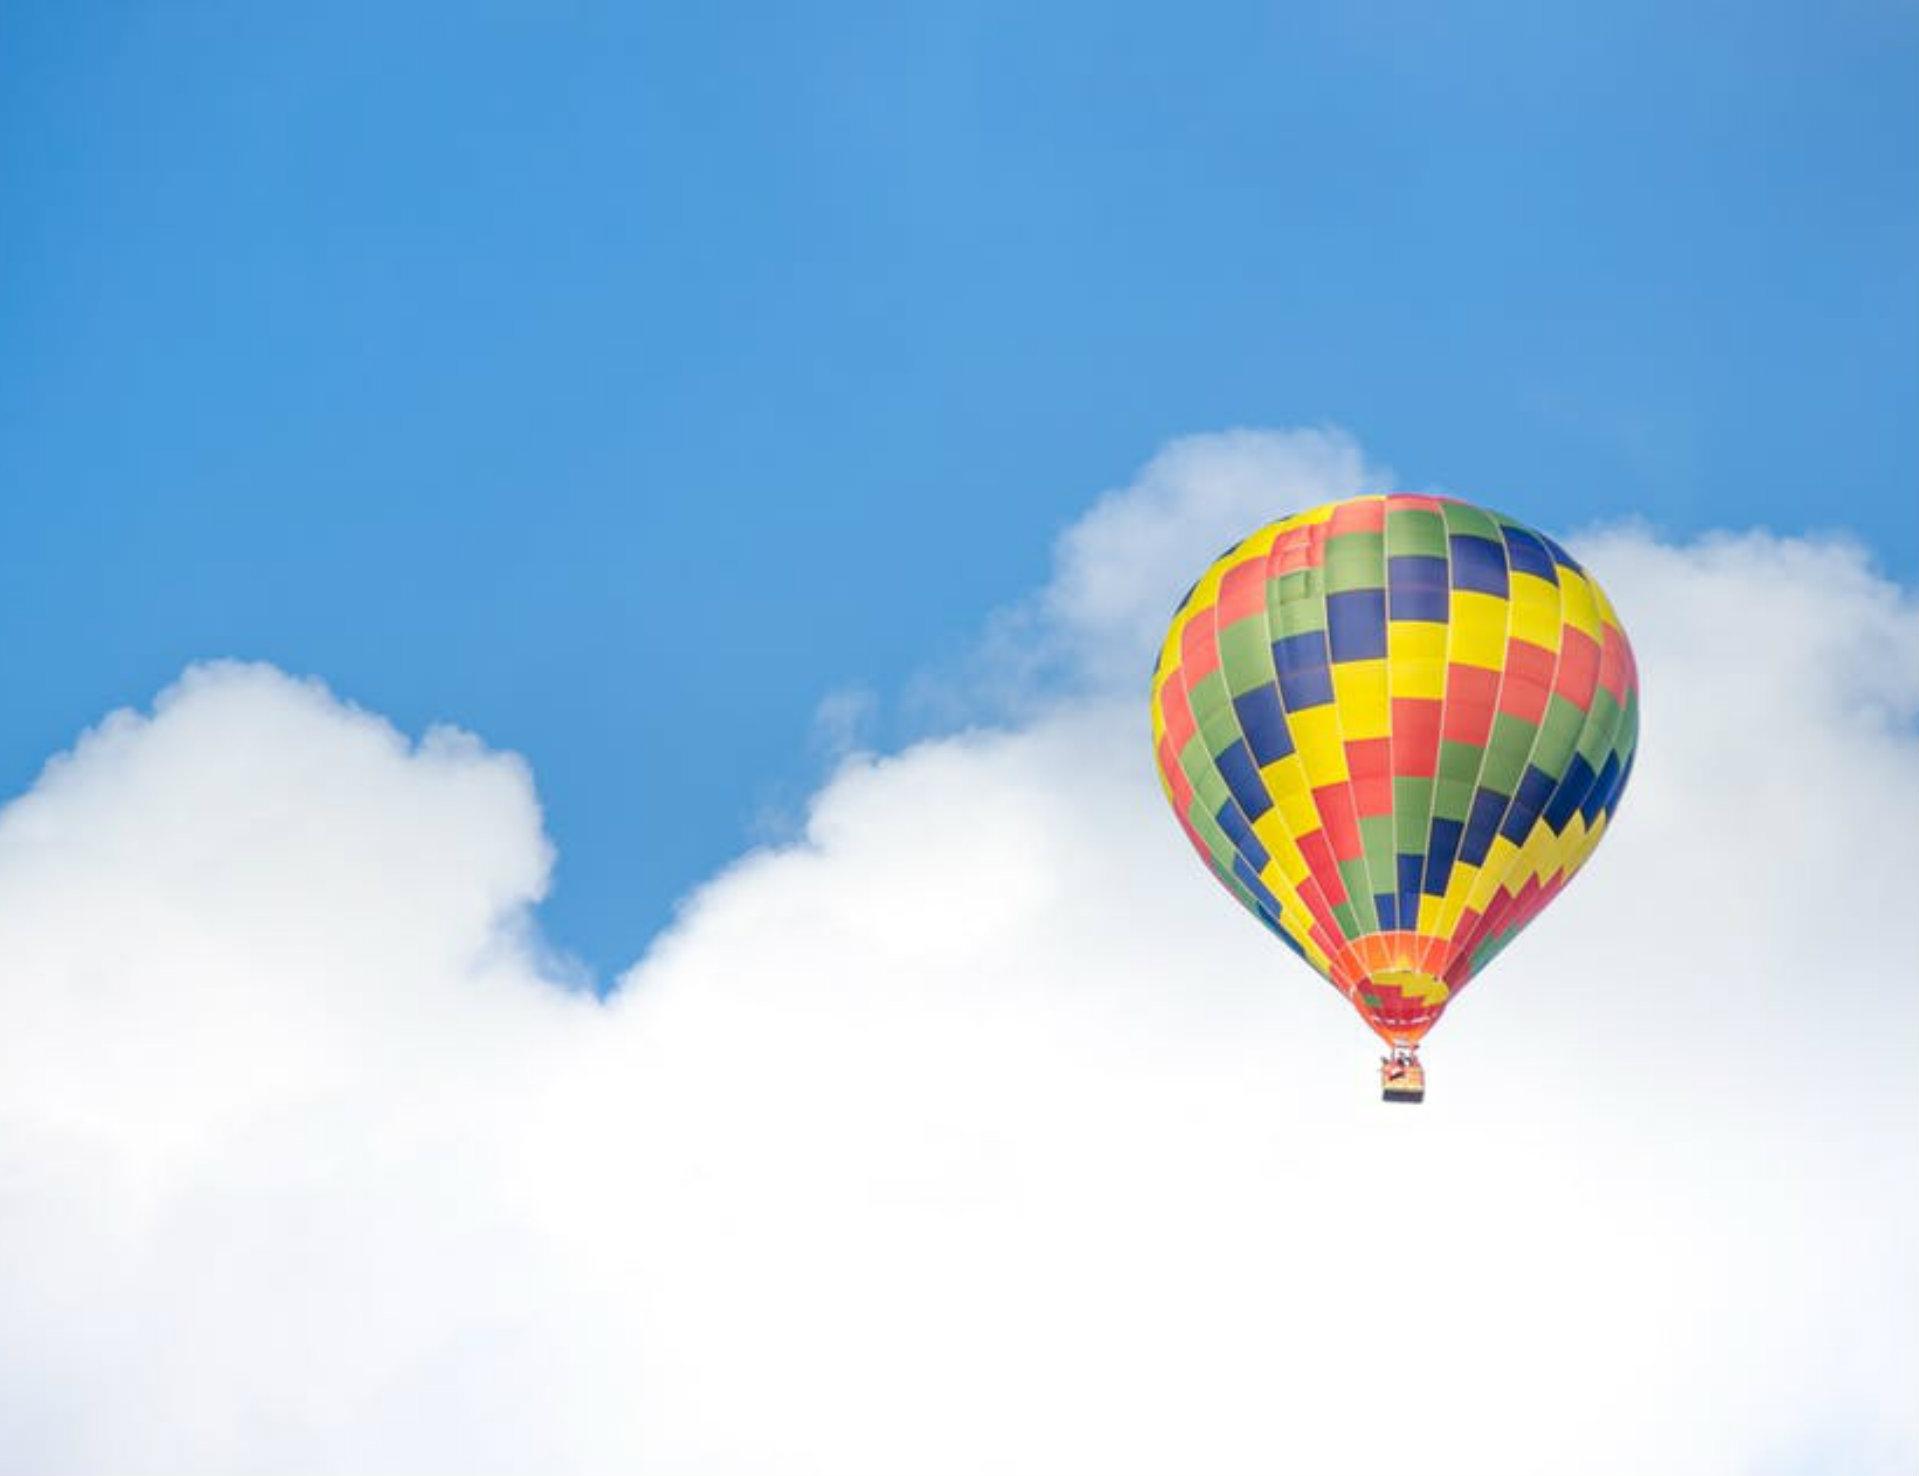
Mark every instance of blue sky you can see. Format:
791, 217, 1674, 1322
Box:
3, 0, 1914, 977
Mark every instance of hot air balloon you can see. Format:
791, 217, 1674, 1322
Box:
1149, 494, 1638, 1102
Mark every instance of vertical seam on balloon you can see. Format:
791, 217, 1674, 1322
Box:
1415, 497, 1461, 977
1434, 508, 1519, 981
1202, 531, 1291, 936
1192, 533, 1302, 947
1527, 573, 1627, 905
1250, 512, 1352, 998
1312, 502, 1384, 945
1381, 494, 1403, 950
1449, 521, 1572, 982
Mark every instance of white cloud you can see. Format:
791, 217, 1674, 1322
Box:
2, 434, 1915, 1474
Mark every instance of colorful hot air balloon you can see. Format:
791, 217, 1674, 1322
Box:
1149, 494, 1638, 1101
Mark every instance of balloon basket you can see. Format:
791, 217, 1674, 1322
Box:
1380, 1054, 1425, 1104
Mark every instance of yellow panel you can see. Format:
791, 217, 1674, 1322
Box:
1450, 590, 1510, 668
1391, 658, 1446, 700
1508, 571, 1563, 652
1372, 967, 1451, 1006
1433, 858, 1483, 938
1465, 834, 1524, 916
1536, 810, 1589, 887
1388, 619, 1446, 661
1277, 787, 1321, 836
1331, 659, 1390, 739
1260, 751, 1311, 799
1589, 579, 1620, 632
1565, 810, 1610, 872
1252, 813, 1310, 882
1558, 569, 1599, 647
1289, 707, 1349, 782
1388, 621, 1448, 699
1156, 620, 1189, 681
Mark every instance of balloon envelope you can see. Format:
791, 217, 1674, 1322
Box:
1150, 494, 1639, 1047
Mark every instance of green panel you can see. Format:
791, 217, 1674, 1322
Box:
1532, 696, 1587, 779
1274, 599, 1324, 637
1272, 569, 1327, 636
1332, 900, 1361, 936
1198, 706, 1241, 758
1433, 777, 1474, 822
1179, 784, 1240, 875
1337, 857, 1379, 933
1359, 815, 1397, 904
1611, 688, 1640, 767
1393, 777, 1435, 851
1218, 616, 1276, 696
1385, 507, 1449, 559
1480, 712, 1537, 793
1188, 762, 1230, 819
1436, 739, 1483, 786
1188, 670, 1239, 755
1574, 688, 1622, 768
1276, 567, 1323, 603
1439, 502, 1501, 541
1324, 532, 1386, 593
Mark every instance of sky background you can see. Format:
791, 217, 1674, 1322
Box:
4, 0, 1915, 977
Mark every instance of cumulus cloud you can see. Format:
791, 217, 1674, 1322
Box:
2, 432, 1915, 1474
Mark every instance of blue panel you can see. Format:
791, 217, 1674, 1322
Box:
1499, 763, 1559, 843
1273, 633, 1334, 709
1374, 892, 1399, 929
1232, 684, 1294, 765
1542, 752, 1597, 832
1541, 534, 1584, 573
1387, 555, 1450, 621
1580, 752, 1622, 825
1388, 581, 1449, 623
1459, 787, 1511, 866
1501, 527, 1557, 583
1422, 817, 1464, 895
1395, 853, 1425, 927
1448, 534, 1509, 596
1215, 800, 1272, 873
1326, 588, 1388, 661
1215, 738, 1273, 821
1586, 748, 1633, 823
1232, 851, 1282, 918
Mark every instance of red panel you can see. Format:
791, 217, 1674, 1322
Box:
1553, 626, 1601, 704
1442, 664, 1501, 743
1391, 697, 1441, 777
1155, 734, 1194, 812
1217, 558, 1268, 625
1497, 638, 1555, 724
1346, 737, 1394, 816
1597, 624, 1630, 701
1385, 492, 1446, 514
1329, 497, 1386, 535
1442, 910, 1484, 984
1273, 524, 1321, 574
1295, 828, 1348, 904
1160, 676, 1197, 751
1179, 611, 1220, 684
1313, 784, 1364, 861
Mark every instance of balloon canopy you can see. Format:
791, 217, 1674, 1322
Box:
1150, 494, 1638, 1049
